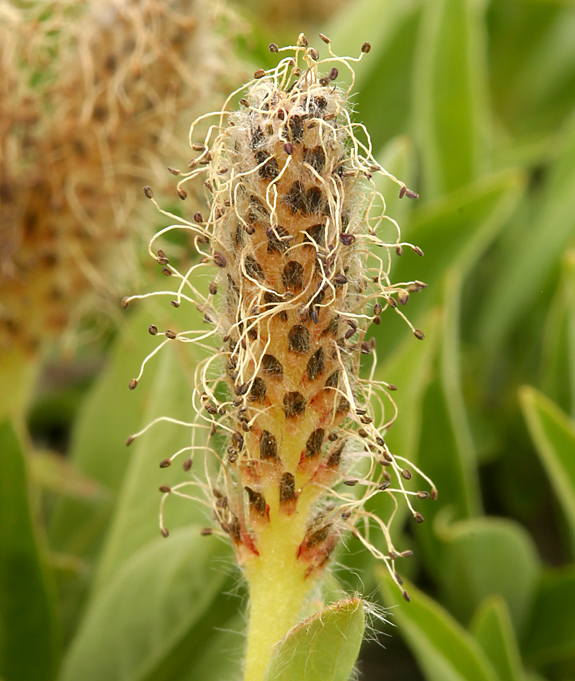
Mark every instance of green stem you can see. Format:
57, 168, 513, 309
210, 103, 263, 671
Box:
242, 493, 317, 681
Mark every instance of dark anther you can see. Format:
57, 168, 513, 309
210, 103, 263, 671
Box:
414, 329, 425, 340
161, 267, 172, 276
254, 69, 265, 79
334, 273, 348, 285
361, 42, 371, 53
284, 142, 293, 155
194, 212, 203, 223
128, 379, 138, 390
159, 459, 171, 468
148, 324, 158, 335
121, 297, 130, 309
143, 186, 154, 199
209, 282, 218, 295
329, 67, 339, 80
213, 252, 227, 268
340, 233, 355, 246
183, 458, 193, 471
269, 43, 279, 52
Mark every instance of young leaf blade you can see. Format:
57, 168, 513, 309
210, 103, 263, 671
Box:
263, 599, 365, 681
519, 386, 575, 554
0, 421, 60, 681
378, 572, 499, 681
58, 527, 234, 681
471, 596, 525, 681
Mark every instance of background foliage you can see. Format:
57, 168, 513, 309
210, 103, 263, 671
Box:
2, 0, 575, 679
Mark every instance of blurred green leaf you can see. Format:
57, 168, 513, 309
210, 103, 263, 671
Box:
378, 307, 442, 465
393, 170, 524, 310
501, 6, 575, 137
440, 272, 482, 515
564, 250, 575, 415
479, 112, 575, 354
522, 565, 575, 669
471, 596, 525, 681
414, 0, 490, 198
435, 514, 540, 634
374, 135, 418, 231
58, 527, 234, 681
0, 421, 59, 681
379, 571, 499, 681
520, 386, 575, 555
49, 308, 167, 560
263, 599, 365, 681
341, 308, 441, 587
29, 449, 107, 501
177, 616, 244, 681
93, 340, 209, 591
328, 0, 421, 150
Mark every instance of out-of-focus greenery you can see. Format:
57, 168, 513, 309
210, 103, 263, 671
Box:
3, 0, 575, 679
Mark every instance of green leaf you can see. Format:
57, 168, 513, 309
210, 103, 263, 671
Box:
394, 170, 524, 309
263, 599, 365, 681
58, 527, 234, 681
93, 339, 208, 591
479, 112, 575, 353
48, 308, 168, 560
564, 250, 575, 415
519, 386, 575, 555
374, 136, 418, 232
176, 616, 244, 681
0, 421, 60, 681
378, 571, 499, 681
327, 0, 421, 150
522, 565, 575, 668
471, 596, 525, 681
435, 514, 540, 634
413, 0, 490, 198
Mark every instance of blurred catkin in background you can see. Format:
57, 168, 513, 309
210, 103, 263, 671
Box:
0, 0, 236, 364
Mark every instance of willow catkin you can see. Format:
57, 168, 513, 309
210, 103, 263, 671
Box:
126, 35, 436, 605
0, 0, 233, 354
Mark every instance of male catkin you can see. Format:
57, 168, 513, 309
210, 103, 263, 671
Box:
125, 36, 437, 661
